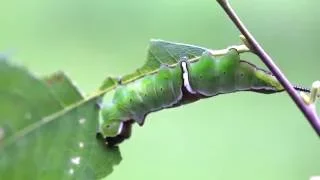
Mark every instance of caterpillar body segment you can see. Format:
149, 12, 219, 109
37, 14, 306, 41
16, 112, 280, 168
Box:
99, 62, 184, 140
98, 44, 287, 145
188, 50, 240, 96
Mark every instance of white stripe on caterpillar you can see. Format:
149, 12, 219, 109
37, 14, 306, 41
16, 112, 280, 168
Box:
117, 122, 124, 135
181, 61, 196, 94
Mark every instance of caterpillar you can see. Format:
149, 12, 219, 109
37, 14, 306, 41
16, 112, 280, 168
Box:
97, 40, 310, 146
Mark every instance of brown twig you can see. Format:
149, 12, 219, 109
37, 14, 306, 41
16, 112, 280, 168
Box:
216, 0, 320, 136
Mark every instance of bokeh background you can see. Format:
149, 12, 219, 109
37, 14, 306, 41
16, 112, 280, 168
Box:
1, 0, 319, 179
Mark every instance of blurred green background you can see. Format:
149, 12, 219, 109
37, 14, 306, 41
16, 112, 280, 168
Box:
1, 0, 319, 179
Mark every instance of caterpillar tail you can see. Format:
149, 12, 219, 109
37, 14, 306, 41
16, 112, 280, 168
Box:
293, 85, 311, 93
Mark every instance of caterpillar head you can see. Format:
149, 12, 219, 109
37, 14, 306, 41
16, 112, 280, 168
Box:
98, 119, 133, 146
98, 105, 133, 146
100, 120, 122, 137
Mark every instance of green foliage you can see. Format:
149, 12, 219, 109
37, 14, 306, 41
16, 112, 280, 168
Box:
0, 40, 210, 179
106, 39, 208, 85
142, 40, 207, 71
0, 39, 206, 180
0, 55, 121, 180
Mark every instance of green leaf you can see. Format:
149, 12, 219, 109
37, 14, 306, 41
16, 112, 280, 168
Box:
0, 56, 121, 180
144, 39, 208, 70
43, 71, 84, 106
120, 39, 208, 84
0, 56, 63, 138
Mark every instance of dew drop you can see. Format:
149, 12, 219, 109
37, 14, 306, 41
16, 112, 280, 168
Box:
71, 156, 81, 165
79, 142, 84, 148
68, 168, 74, 175
78, 118, 86, 124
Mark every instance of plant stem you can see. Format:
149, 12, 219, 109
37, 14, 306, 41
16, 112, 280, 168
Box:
209, 44, 250, 56
216, 0, 320, 136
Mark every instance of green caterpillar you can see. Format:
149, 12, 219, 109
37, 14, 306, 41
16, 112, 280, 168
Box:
97, 40, 310, 145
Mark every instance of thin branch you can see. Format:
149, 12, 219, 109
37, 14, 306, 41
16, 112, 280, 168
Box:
209, 44, 250, 56
216, 0, 320, 137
